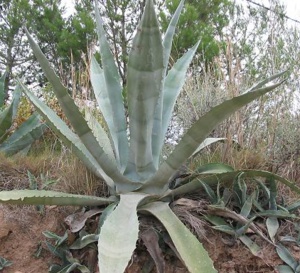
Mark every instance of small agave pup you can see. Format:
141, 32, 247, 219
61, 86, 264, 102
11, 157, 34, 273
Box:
0, 0, 296, 272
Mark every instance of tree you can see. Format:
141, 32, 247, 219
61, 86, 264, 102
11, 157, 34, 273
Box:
159, 0, 232, 65
96, 0, 150, 86
94, 0, 231, 85
59, 0, 96, 67
0, 0, 67, 97
0, 0, 32, 98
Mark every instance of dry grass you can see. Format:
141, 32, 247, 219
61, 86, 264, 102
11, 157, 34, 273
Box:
0, 143, 109, 197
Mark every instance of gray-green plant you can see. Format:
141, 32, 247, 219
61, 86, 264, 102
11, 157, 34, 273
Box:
0, 0, 295, 272
277, 243, 300, 273
43, 230, 90, 273
0, 72, 47, 155
27, 170, 58, 212
203, 171, 300, 270
0, 256, 13, 270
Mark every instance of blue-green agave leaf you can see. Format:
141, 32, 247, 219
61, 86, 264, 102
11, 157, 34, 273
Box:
266, 217, 279, 243
70, 234, 99, 250
255, 210, 298, 219
151, 0, 185, 168
20, 82, 117, 190
0, 106, 14, 140
246, 71, 287, 92
43, 230, 68, 245
195, 162, 234, 174
276, 244, 298, 271
200, 180, 217, 204
239, 235, 262, 257
234, 173, 247, 207
98, 193, 147, 273
0, 83, 22, 140
152, 42, 200, 168
98, 203, 117, 231
0, 112, 46, 156
24, 29, 133, 191
192, 137, 227, 158
239, 194, 253, 218
84, 107, 115, 163
163, 0, 184, 70
167, 169, 300, 199
287, 201, 300, 212
170, 162, 234, 189
0, 256, 13, 269
125, 0, 164, 180
21, 82, 140, 192
277, 265, 295, 273
0, 190, 116, 206
140, 202, 217, 273
212, 224, 236, 236
144, 76, 287, 194
204, 214, 228, 226
94, 7, 128, 172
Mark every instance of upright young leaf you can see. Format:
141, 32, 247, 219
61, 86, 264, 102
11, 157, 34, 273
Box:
125, 0, 164, 180
162, 0, 184, 71
152, 42, 200, 167
151, 0, 184, 167
94, 7, 128, 172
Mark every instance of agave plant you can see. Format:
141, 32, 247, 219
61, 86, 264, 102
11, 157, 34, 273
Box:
0, 72, 47, 155
0, 0, 294, 272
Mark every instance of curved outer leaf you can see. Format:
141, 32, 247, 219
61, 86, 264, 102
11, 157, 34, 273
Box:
143, 74, 287, 193
20, 82, 116, 191
165, 169, 300, 200
139, 202, 217, 273
152, 42, 200, 168
0, 105, 14, 140
20, 93, 138, 194
170, 162, 234, 189
192, 137, 227, 157
0, 84, 22, 140
24, 29, 137, 193
98, 193, 147, 273
0, 112, 46, 156
125, 0, 164, 180
0, 190, 116, 206
94, 7, 128, 172
70, 234, 99, 250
